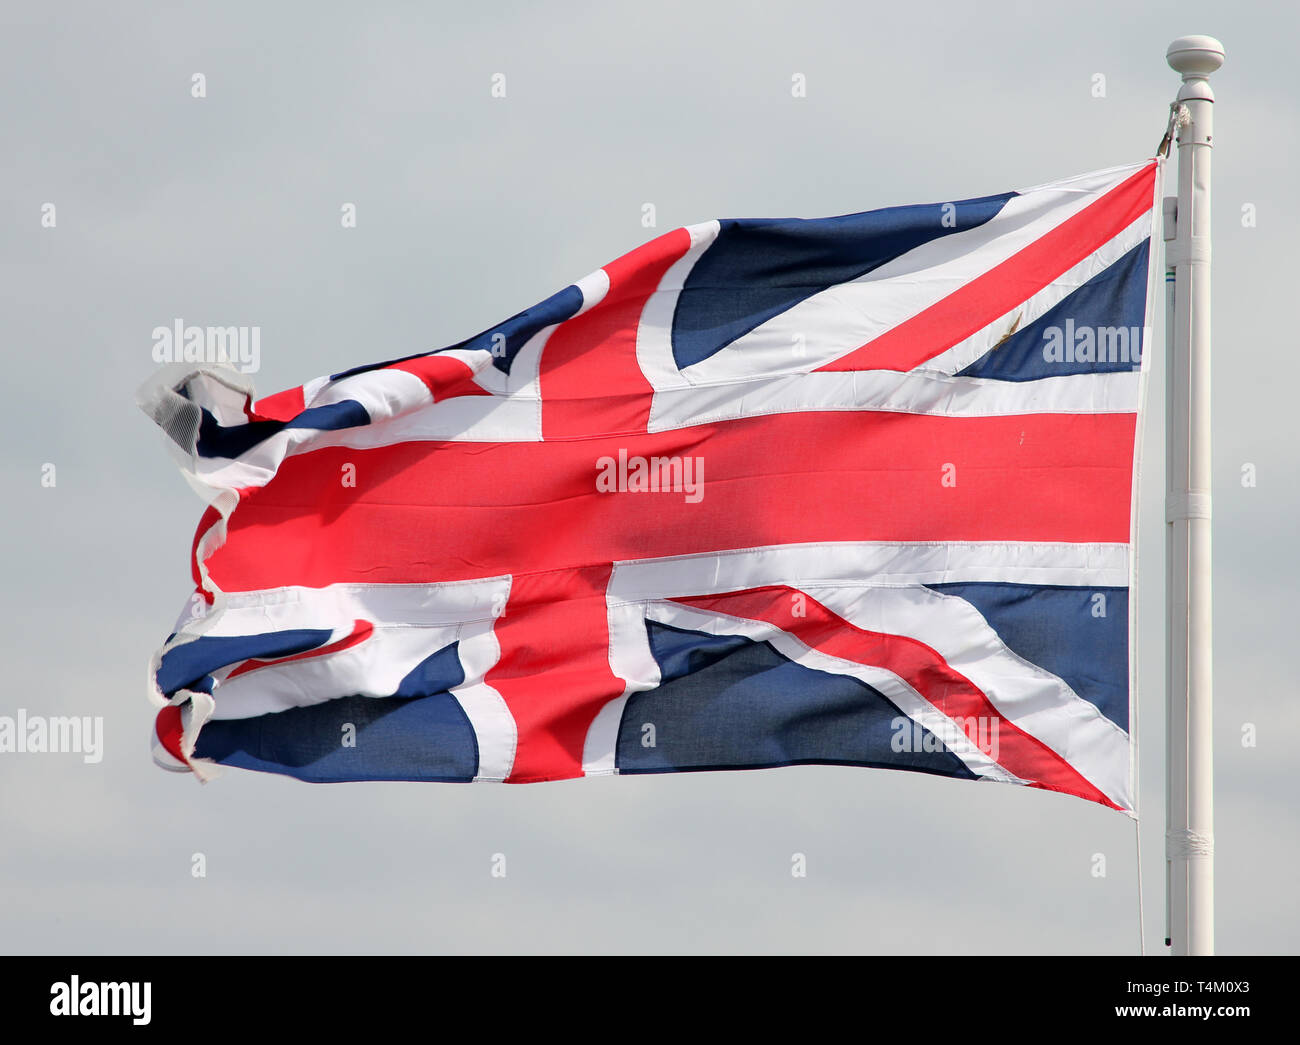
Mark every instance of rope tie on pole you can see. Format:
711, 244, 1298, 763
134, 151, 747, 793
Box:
1165, 492, 1212, 522
1166, 829, 1215, 859
1156, 103, 1190, 158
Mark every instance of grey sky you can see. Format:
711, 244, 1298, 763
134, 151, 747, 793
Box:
1, 1, 1295, 954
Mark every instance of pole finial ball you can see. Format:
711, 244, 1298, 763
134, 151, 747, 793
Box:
1167, 36, 1225, 78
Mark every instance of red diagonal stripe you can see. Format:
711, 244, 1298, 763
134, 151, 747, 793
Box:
671, 585, 1117, 808
225, 619, 374, 681
389, 356, 491, 402
817, 162, 1157, 374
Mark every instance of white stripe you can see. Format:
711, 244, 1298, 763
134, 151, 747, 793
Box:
454, 617, 516, 782
582, 601, 663, 775
574, 267, 611, 315
635, 220, 721, 394
1015, 160, 1150, 197
202, 579, 510, 634
459, 324, 549, 402
301, 375, 330, 407
647, 367, 1140, 431
312, 367, 432, 412
607, 541, 1129, 605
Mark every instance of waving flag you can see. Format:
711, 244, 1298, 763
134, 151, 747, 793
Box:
139, 160, 1161, 812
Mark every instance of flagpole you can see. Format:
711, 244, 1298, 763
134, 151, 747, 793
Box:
1164, 34, 1223, 957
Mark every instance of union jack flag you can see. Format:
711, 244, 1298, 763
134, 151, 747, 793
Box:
140, 159, 1162, 812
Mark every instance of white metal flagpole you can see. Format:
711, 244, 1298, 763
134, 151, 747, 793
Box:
1164, 34, 1223, 957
